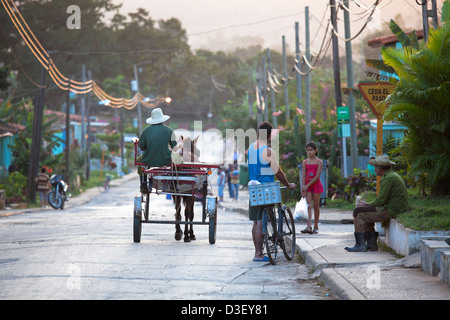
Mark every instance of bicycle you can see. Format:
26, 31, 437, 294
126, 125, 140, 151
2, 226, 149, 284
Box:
248, 182, 296, 265
98, 174, 112, 192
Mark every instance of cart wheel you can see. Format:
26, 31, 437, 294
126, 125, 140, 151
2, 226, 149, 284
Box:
133, 197, 142, 243
207, 197, 217, 244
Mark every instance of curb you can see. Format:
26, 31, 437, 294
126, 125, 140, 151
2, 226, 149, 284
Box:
319, 268, 366, 300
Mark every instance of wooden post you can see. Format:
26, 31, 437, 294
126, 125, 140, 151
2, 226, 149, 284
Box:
376, 115, 383, 194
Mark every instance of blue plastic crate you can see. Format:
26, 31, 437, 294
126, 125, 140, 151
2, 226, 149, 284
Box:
248, 182, 281, 207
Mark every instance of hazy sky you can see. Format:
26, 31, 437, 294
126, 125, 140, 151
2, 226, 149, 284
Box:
112, 0, 441, 53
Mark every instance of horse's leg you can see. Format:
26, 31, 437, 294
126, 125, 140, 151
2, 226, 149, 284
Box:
183, 196, 191, 242
174, 195, 182, 241
182, 196, 197, 242
187, 196, 196, 241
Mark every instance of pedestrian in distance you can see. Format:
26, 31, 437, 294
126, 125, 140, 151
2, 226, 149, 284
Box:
35, 167, 50, 208
230, 165, 239, 201
226, 164, 233, 199
300, 141, 324, 234
248, 121, 296, 262
217, 167, 226, 202
345, 155, 410, 252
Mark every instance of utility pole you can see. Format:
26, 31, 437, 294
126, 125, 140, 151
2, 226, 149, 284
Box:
282, 35, 290, 122
295, 21, 302, 111
343, 0, 358, 172
256, 65, 262, 126
262, 55, 268, 122
134, 64, 143, 135
26, 65, 46, 203
421, 0, 438, 43
65, 78, 71, 177
305, 6, 311, 144
330, 0, 346, 177
80, 65, 86, 152
86, 70, 92, 181
267, 48, 277, 128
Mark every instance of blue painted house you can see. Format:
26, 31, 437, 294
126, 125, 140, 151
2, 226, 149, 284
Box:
0, 122, 25, 173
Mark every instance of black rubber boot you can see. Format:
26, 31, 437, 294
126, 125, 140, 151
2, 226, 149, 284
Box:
366, 231, 379, 251
345, 232, 367, 252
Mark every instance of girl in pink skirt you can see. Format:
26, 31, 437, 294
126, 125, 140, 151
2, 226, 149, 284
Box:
301, 142, 324, 234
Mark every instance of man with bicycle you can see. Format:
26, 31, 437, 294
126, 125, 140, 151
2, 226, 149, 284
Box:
248, 121, 297, 262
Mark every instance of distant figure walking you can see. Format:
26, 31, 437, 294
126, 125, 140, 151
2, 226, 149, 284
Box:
35, 167, 50, 208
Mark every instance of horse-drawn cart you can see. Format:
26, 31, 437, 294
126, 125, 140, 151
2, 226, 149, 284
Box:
133, 140, 220, 244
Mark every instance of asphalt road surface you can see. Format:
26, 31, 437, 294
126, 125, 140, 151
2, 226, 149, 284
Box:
0, 176, 334, 301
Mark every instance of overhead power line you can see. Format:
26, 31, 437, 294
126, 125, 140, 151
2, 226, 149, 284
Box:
187, 11, 304, 37
0, 0, 157, 110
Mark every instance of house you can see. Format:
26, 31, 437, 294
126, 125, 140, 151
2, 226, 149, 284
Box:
368, 119, 407, 157
367, 30, 424, 80
44, 110, 110, 155
0, 122, 25, 174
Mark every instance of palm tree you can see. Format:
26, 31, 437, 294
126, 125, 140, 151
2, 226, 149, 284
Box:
381, 4, 450, 195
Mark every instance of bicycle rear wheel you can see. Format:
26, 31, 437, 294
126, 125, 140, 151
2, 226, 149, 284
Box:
98, 181, 106, 192
279, 205, 296, 260
262, 207, 277, 265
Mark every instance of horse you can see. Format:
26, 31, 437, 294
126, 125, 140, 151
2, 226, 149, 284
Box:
173, 136, 201, 242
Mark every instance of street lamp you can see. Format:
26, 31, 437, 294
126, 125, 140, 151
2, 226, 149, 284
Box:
142, 96, 172, 108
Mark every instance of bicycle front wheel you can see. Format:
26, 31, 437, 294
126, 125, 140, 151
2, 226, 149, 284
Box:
98, 181, 106, 192
262, 207, 277, 265
279, 205, 296, 260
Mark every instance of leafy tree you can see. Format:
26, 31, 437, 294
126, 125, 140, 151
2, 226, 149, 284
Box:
0, 98, 63, 177
382, 2, 450, 195
0, 0, 190, 110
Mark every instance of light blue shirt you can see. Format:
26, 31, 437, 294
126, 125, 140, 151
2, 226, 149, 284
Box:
248, 142, 275, 184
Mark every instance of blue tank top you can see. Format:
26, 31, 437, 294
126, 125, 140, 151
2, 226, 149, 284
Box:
248, 142, 275, 183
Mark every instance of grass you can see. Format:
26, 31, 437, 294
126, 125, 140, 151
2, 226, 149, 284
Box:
396, 191, 450, 231
326, 189, 450, 231
76, 170, 119, 195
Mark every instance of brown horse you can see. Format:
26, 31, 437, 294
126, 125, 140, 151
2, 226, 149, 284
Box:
173, 136, 201, 242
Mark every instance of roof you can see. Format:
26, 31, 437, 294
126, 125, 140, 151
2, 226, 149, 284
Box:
368, 30, 424, 48
0, 122, 26, 138
45, 109, 86, 123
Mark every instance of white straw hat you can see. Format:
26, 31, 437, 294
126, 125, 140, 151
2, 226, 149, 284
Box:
369, 155, 396, 166
145, 108, 170, 124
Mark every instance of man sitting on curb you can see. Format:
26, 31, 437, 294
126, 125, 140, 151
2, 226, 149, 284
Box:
345, 155, 410, 252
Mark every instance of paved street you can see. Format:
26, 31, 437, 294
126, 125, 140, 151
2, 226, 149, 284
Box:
0, 176, 334, 300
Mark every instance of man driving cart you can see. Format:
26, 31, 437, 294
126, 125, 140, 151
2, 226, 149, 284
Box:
138, 108, 177, 192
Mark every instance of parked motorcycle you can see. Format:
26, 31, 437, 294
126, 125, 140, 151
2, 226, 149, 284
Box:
48, 174, 70, 210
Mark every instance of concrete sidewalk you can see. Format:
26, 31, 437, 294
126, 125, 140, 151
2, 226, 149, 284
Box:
217, 185, 450, 300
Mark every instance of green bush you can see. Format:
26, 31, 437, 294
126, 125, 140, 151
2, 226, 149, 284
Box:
1, 171, 27, 200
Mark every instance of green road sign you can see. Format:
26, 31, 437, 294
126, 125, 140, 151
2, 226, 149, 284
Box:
337, 106, 349, 120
